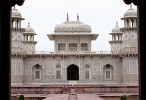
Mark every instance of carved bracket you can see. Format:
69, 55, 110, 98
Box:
123, 0, 138, 6
10, 0, 25, 7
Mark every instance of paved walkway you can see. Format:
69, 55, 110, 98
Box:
43, 93, 104, 100
43, 94, 69, 100
77, 93, 104, 100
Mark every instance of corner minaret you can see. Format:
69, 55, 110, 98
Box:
121, 4, 137, 53
109, 22, 122, 54
121, 4, 138, 84
11, 7, 25, 54
23, 22, 37, 54
11, 7, 25, 85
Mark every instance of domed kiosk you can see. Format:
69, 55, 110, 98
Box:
11, 7, 24, 28
23, 23, 37, 54
47, 14, 99, 53
121, 4, 137, 28
109, 22, 122, 53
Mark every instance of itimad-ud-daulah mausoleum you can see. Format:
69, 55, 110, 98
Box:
11, 5, 139, 100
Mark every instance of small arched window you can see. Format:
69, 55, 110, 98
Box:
56, 70, 61, 79
85, 64, 90, 79
56, 64, 61, 68
126, 20, 129, 27
131, 19, 134, 27
85, 64, 90, 68
56, 64, 61, 79
103, 64, 113, 80
85, 70, 90, 79
32, 64, 42, 80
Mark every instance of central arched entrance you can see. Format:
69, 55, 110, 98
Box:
67, 64, 79, 80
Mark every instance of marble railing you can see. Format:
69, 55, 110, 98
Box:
33, 50, 137, 54
11, 85, 139, 94
11, 49, 138, 55
32, 51, 112, 54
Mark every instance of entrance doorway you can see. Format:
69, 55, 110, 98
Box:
67, 64, 79, 80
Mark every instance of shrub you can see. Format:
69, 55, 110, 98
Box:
120, 95, 127, 100
19, 95, 24, 100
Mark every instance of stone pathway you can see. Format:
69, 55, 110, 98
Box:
68, 94, 78, 100
43, 93, 104, 100
43, 94, 69, 100
77, 94, 104, 100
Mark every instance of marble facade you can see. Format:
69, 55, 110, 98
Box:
11, 6, 138, 86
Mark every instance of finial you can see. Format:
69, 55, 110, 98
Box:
77, 13, 79, 21
116, 21, 118, 26
28, 22, 30, 26
130, 3, 132, 9
67, 13, 69, 21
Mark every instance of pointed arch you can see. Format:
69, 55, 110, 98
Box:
56, 64, 61, 68
85, 64, 90, 68
103, 64, 113, 80
67, 64, 79, 80
32, 64, 42, 80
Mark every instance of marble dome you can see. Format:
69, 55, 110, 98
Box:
54, 20, 92, 33
12, 8, 22, 18
111, 23, 122, 33
123, 8, 137, 18
24, 23, 36, 34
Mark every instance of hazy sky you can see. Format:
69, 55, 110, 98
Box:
16, 0, 137, 51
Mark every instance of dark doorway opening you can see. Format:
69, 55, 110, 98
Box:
67, 64, 79, 80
